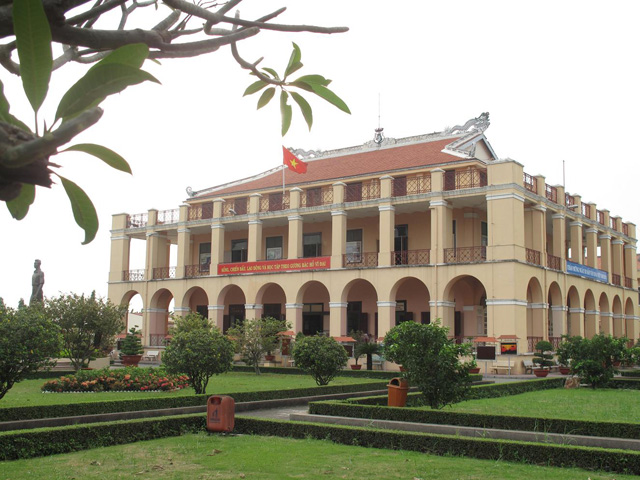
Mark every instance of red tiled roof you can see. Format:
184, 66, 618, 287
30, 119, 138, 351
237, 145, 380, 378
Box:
196, 137, 463, 199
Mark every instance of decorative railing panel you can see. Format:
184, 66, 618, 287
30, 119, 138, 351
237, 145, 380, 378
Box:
581, 203, 591, 218
343, 252, 378, 268
625, 277, 633, 288
224, 198, 248, 217
527, 336, 543, 353
122, 269, 145, 281
126, 213, 148, 229
149, 334, 166, 347
546, 254, 561, 271
301, 186, 333, 207
443, 246, 486, 263
157, 209, 179, 225
152, 266, 176, 280
523, 172, 537, 194
392, 249, 430, 266
444, 169, 487, 191
545, 184, 557, 203
525, 248, 541, 266
610, 217, 616, 230
185, 264, 210, 277
565, 194, 575, 208
549, 336, 562, 351
188, 202, 213, 220
362, 179, 381, 200
260, 193, 290, 212
611, 273, 621, 286
623, 223, 629, 236
596, 210, 605, 225
393, 174, 431, 197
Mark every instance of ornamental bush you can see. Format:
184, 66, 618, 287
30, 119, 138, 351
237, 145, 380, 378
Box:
384, 321, 474, 409
292, 335, 348, 386
41, 367, 189, 393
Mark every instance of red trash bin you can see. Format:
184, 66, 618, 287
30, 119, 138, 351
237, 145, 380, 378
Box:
207, 395, 235, 432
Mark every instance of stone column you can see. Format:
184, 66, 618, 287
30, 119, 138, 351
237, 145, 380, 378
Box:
531, 205, 546, 261
569, 221, 583, 264
289, 187, 302, 209
245, 303, 263, 320
600, 311, 613, 335
376, 301, 396, 338
567, 307, 585, 337
378, 205, 395, 267
288, 215, 303, 259
210, 224, 225, 274
599, 234, 611, 277
248, 219, 263, 262
285, 303, 303, 333
209, 305, 225, 330
584, 309, 598, 338
585, 228, 598, 268
625, 244, 637, 288
109, 213, 130, 282
331, 210, 347, 269
612, 240, 624, 281
329, 302, 347, 337
552, 213, 566, 268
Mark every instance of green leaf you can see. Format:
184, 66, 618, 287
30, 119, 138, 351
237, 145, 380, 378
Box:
284, 42, 302, 78
13, 0, 52, 114
280, 91, 292, 137
56, 63, 160, 121
6, 183, 35, 220
262, 68, 280, 81
309, 84, 351, 114
291, 92, 313, 131
62, 143, 132, 174
58, 176, 99, 245
294, 74, 331, 86
257, 87, 275, 109
0, 80, 32, 132
243, 80, 268, 96
89, 43, 149, 70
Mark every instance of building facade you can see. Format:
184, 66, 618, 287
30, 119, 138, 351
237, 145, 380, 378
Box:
108, 115, 639, 358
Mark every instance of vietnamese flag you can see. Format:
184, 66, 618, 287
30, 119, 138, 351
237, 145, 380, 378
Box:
283, 146, 307, 174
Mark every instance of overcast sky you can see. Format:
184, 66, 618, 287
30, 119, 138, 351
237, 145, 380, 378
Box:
1, 1, 638, 308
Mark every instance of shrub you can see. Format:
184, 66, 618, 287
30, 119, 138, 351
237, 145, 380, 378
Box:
41, 367, 189, 393
383, 321, 473, 409
120, 328, 144, 356
227, 317, 288, 374
162, 313, 234, 394
292, 335, 348, 385
570, 334, 627, 388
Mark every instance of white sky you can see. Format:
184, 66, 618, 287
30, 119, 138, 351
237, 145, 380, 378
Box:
1, 0, 639, 308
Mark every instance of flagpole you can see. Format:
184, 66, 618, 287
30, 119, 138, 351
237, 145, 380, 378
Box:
282, 164, 285, 195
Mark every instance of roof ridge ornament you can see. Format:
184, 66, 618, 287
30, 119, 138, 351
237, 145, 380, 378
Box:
445, 112, 490, 135
373, 127, 384, 146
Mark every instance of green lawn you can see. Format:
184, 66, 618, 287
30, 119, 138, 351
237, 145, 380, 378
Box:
443, 388, 640, 423
0, 433, 635, 480
0, 373, 380, 408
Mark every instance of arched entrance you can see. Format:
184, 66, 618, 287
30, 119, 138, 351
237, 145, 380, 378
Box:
526, 277, 544, 351
443, 275, 487, 342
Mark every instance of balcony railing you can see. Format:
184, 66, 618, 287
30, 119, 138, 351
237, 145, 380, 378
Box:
545, 184, 557, 203
625, 277, 633, 288
611, 273, 621, 286
549, 336, 562, 351
188, 202, 213, 220
301, 186, 333, 207
610, 217, 616, 230
523, 172, 537, 194
343, 252, 378, 268
152, 266, 176, 280
185, 264, 210, 277
122, 269, 145, 281
581, 203, 591, 218
623, 223, 629, 236
157, 209, 179, 225
546, 253, 561, 271
148, 334, 166, 347
597, 209, 605, 225
444, 246, 486, 263
527, 336, 543, 353
126, 213, 148, 229
391, 249, 430, 266
444, 168, 487, 191
346, 180, 381, 202
392, 174, 431, 197
260, 193, 290, 212
525, 248, 541, 266
565, 193, 575, 208
224, 198, 248, 217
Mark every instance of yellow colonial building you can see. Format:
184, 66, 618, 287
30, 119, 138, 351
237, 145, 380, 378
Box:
108, 114, 638, 363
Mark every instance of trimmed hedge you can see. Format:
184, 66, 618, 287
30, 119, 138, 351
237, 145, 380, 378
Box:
619, 370, 640, 378
308, 400, 640, 439
0, 414, 205, 461
347, 377, 564, 406
611, 378, 640, 389
0, 381, 388, 422
234, 417, 640, 475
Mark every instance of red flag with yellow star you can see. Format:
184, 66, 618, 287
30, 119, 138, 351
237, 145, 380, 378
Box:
283, 146, 307, 174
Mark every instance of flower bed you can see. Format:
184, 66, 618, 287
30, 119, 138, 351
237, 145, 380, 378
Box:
41, 367, 189, 393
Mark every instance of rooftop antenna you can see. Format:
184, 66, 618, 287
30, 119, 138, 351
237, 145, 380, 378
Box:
374, 93, 384, 146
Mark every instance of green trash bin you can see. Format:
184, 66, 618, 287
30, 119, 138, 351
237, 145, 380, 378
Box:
387, 377, 409, 407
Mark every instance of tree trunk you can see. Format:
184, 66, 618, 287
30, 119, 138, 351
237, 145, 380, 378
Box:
366, 353, 373, 370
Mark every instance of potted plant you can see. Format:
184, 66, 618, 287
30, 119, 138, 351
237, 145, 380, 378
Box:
555, 336, 576, 375
120, 327, 144, 367
355, 340, 381, 370
532, 340, 554, 377
468, 358, 480, 374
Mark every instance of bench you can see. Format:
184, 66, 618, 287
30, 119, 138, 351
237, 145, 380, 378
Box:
492, 361, 513, 374
371, 354, 384, 370
143, 350, 160, 362
523, 359, 534, 374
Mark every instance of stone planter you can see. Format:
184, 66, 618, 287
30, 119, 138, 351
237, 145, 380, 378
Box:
469, 367, 481, 374
533, 368, 549, 377
350, 364, 362, 370
122, 354, 142, 367
559, 366, 571, 375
